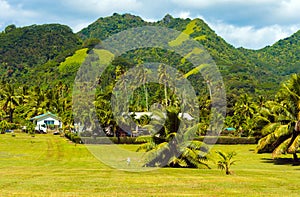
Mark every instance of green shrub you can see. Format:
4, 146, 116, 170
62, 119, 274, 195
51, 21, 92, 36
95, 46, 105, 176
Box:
69, 135, 258, 145
194, 136, 258, 144
64, 131, 82, 144
80, 137, 140, 144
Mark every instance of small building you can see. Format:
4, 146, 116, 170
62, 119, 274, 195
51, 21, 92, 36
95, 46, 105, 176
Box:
30, 112, 62, 132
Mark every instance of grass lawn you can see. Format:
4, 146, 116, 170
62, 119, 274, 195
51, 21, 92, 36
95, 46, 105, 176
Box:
0, 133, 300, 196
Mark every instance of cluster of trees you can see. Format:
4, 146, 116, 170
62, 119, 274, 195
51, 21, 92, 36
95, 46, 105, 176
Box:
0, 24, 82, 86
0, 82, 73, 132
1, 13, 300, 168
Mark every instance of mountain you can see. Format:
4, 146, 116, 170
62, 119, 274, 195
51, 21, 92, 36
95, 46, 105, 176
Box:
78, 13, 149, 40
0, 24, 82, 85
240, 30, 300, 76
0, 13, 299, 98
77, 13, 281, 97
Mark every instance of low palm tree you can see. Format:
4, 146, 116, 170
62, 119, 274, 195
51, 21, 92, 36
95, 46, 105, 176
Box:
136, 107, 210, 168
0, 120, 9, 134
216, 151, 237, 175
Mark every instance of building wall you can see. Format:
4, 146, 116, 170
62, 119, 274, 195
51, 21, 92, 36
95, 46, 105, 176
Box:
36, 116, 61, 128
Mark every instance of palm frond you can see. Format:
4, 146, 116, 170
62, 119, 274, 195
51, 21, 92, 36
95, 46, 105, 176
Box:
136, 135, 153, 143
287, 135, 300, 154
261, 122, 281, 136
168, 156, 188, 167
272, 137, 291, 158
183, 123, 200, 141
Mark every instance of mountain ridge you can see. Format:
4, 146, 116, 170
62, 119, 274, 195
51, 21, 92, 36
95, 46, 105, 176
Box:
0, 13, 299, 97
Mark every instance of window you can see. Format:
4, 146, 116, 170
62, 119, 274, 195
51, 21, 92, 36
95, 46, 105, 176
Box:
44, 120, 55, 125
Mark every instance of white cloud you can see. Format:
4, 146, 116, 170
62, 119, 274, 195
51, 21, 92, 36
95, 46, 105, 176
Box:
63, 0, 142, 15
72, 21, 93, 33
171, 0, 276, 9
208, 20, 300, 49
275, 0, 300, 21
0, 0, 11, 17
0, 0, 36, 18
0, 0, 38, 28
177, 11, 191, 19
142, 17, 156, 22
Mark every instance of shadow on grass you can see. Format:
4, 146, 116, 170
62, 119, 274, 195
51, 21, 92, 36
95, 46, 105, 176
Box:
261, 158, 300, 166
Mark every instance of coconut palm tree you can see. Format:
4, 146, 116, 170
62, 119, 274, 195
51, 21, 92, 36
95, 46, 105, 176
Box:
136, 107, 210, 168
256, 74, 300, 161
1, 84, 21, 123
158, 64, 169, 107
23, 86, 49, 119
232, 93, 258, 135
0, 120, 9, 133
216, 151, 237, 175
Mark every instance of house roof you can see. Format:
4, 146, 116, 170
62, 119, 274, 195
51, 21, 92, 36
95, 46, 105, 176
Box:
30, 112, 60, 121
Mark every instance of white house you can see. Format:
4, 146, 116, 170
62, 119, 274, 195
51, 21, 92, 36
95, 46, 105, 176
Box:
30, 112, 62, 132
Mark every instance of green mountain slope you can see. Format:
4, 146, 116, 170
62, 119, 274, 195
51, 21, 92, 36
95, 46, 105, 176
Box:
0, 24, 82, 85
0, 13, 299, 98
78, 13, 149, 40
240, 30, 300, 76
77, 14, 281, 96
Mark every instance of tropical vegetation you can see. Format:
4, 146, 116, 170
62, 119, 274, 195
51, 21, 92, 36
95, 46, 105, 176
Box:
1, 13, 300, 165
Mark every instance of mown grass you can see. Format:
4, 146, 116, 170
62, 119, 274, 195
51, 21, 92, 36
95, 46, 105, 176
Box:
0, 133, 299, 196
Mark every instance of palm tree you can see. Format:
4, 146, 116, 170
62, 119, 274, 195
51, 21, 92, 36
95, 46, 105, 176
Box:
23, 86, 49, 119
256, 74, 300, 161
216, 151, 237, 175
158, 64, 169, 107
0, 120, 9, 133
136, 65, 150, 111
1, 84, 21, 123
136, 107, 210, 168
229, 94, 259, 136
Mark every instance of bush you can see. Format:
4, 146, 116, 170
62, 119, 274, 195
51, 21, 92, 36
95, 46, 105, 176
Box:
64, 131, 82, 144
80, 137, 140, 144
194, 136, 258, 144
66, 135, 258, 145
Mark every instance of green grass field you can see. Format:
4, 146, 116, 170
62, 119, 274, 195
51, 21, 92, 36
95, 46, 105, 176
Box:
0, 133, 299, 196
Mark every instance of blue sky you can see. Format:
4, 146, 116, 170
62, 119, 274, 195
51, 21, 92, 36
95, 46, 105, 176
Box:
1, 0, 300, 49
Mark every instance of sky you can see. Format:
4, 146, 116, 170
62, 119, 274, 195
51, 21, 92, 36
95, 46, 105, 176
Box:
1, 0, 300, 49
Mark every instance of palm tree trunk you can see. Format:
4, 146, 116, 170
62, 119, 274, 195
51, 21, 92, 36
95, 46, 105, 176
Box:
164, 83, 168, 107
225, 166, 230, 175
293, 153, 298, 162
9, 109, 13, 123
143, 83, 149, 111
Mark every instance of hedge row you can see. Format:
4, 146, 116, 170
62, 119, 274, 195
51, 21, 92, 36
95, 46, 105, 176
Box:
77, 136, 258, 145
195, 136, 258, 144
64, 132, 82, 144
80, 137, 139, 144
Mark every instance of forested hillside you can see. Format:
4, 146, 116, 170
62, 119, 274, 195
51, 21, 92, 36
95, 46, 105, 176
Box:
78, 13, 288, 97
0, 24, 82, 86
240, 30, 300, 76
0, 13, 298, 96
1, 13, 300, 162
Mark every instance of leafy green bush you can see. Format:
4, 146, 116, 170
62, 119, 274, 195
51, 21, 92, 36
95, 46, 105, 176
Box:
78, 136, 258, 145
64, 131, 82, 144
194, 136, 258, 144
80, 137, 139, 144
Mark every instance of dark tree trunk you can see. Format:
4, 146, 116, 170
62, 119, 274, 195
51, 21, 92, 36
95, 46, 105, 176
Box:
9, 109, 13, 123
293, 153, 298, 162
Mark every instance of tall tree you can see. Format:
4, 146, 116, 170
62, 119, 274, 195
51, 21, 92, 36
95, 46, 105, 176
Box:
256, 74, 300, 161
1, 84, 20, 123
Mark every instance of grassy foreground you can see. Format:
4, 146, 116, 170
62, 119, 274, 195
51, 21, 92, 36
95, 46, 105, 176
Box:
0, 133, 299, 196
